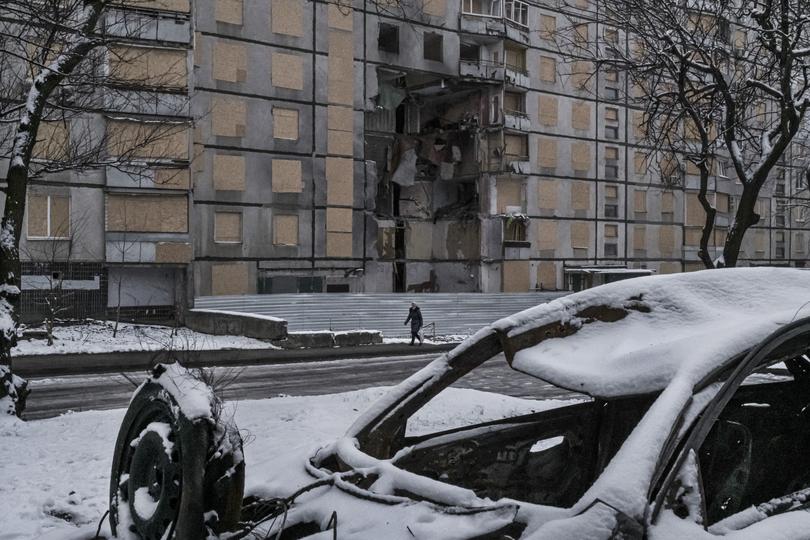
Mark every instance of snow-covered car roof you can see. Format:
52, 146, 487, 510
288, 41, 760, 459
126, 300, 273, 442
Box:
491, 267, 810, 399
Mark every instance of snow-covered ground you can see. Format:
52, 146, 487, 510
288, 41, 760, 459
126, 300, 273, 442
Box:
12, 321, 278, 356
0, 387, 568, 539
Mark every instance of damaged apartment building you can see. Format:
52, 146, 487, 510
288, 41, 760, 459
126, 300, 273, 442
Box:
3, 0, 810, 322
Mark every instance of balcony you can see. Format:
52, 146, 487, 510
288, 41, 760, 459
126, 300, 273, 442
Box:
460, 59, 505, 82
504, 109, 530, 131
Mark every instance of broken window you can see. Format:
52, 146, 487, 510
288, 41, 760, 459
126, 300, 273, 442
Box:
460, 42, 480, 62
378, 23, 399, 54
27, 193, 70, 239
504, 0, 528, 26
423, 32, 443, 62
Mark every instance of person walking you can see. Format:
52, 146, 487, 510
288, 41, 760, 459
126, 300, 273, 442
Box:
404, 302, 423, 346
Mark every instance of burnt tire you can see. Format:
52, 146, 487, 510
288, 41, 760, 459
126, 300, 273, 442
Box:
109, 365, 245, 539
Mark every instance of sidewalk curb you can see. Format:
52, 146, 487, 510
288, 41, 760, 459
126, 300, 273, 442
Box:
14, 342, 459, 378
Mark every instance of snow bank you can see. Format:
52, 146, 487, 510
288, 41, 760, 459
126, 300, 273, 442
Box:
0, 387, 548, 539
12, 320, 278, 357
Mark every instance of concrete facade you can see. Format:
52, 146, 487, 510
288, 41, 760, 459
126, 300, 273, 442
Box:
3, 0, 810, 321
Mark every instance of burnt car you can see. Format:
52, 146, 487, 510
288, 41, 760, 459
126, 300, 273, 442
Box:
108, 267, 810, 539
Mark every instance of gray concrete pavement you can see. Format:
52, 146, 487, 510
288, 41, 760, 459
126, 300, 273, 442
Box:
24, 353, 586, 421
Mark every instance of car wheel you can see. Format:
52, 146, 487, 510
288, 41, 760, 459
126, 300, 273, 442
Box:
108, 365, 245, 539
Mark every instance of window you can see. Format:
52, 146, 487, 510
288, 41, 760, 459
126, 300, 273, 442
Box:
505, 45, 527, 73
214, 211, 242, 243
604, 242, 618, 257
605, 146, 619, 179
462, 0, 502, 16
717, 160, 729, 178
504, 0, 528, 26
505, 219, 528, 242
27, 194, 70, 239
604, 27, 619, 44
378, 23, 399, 54
605, 125, 619, 140
604, 87, 619, 100
460, 42, 480, 62
273, 107, 299, 140
504, 134, 529, 161
504, 91, 526, 115
423, 32, 443, 62
605, 203, 619, 218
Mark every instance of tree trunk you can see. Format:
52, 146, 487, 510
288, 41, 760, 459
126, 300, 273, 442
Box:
722, 185, 760, 268
0, 163, 30, 416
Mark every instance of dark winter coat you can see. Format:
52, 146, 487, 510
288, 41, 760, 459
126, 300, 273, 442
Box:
405, 307, 423, 331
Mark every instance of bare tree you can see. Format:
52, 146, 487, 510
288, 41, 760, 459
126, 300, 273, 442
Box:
0, 0, 191, 416
557, 0, 810, 268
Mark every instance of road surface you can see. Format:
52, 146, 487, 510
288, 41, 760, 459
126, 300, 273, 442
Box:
24, 353, 585, 420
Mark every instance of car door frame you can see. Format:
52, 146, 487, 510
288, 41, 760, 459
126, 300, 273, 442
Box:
648, 316, 810, 530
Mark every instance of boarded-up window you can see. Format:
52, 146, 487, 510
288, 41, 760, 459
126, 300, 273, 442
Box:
571, 181, 590, 210
633, 112, 646, 138
659, 226, 676, 256
504, 134, 529, 160
107, 120, 189, 159
273, 214, 299, 245
537, 220, 557, 250
571, 142, 591, 172
605, 223, 618, 238
538, 95, 558, 126
272, 52, 304, 90
212, 41, 247, 82
326, 207, 353, 233
34, 121, 70, 160
423, 0, 446, 16
106, 194, 188, 233
211, 263, 249, 296
328, 30, 354, 105
571, 221, 590, 248
634, 189, 647, 213
538, 138, 557, 169
214, 211, 242, 243
571, 101, 591, 130
272, 159, 303, 192
215, 0, 243, 24
537, 262, 557, 289
539, 56, 556, 83
574, 23, 589, 45
328, 2, 353, 30
27, 194, 70, 239
328, 105, 353, 156
497, 180, 523, 213
327, 232, 353, 257
538, 179, 558, 210
686, 193, 703, 225
634, 225, 646, 250
605, 107, 619, 122
604, 184, 618, 199
662, 191, 675, 213
605, 147, 619, 161
716, 192, 730, 213
211, 98, 246, 137
213, 154, 246, 191
604, 69, 619, 82
326, 158, 354, 206
571, 61, 591, 89
109, 46, 188, 87
502, 260, 530, 292
129, 0, 190, 11
273, 107, 299, 140
271, 0, 304, 36
540, 14, 556, 40
634, 151, 647, 175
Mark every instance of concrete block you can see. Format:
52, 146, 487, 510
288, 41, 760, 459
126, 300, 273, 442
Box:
186, 309, 287, 340
334, 330, 383, 347
278, 331, 335, 349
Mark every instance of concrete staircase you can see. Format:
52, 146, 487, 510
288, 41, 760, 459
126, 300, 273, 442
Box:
194, 292, 568, 339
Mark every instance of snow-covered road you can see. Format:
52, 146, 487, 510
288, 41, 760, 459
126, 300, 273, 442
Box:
24, 353, 583, 420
